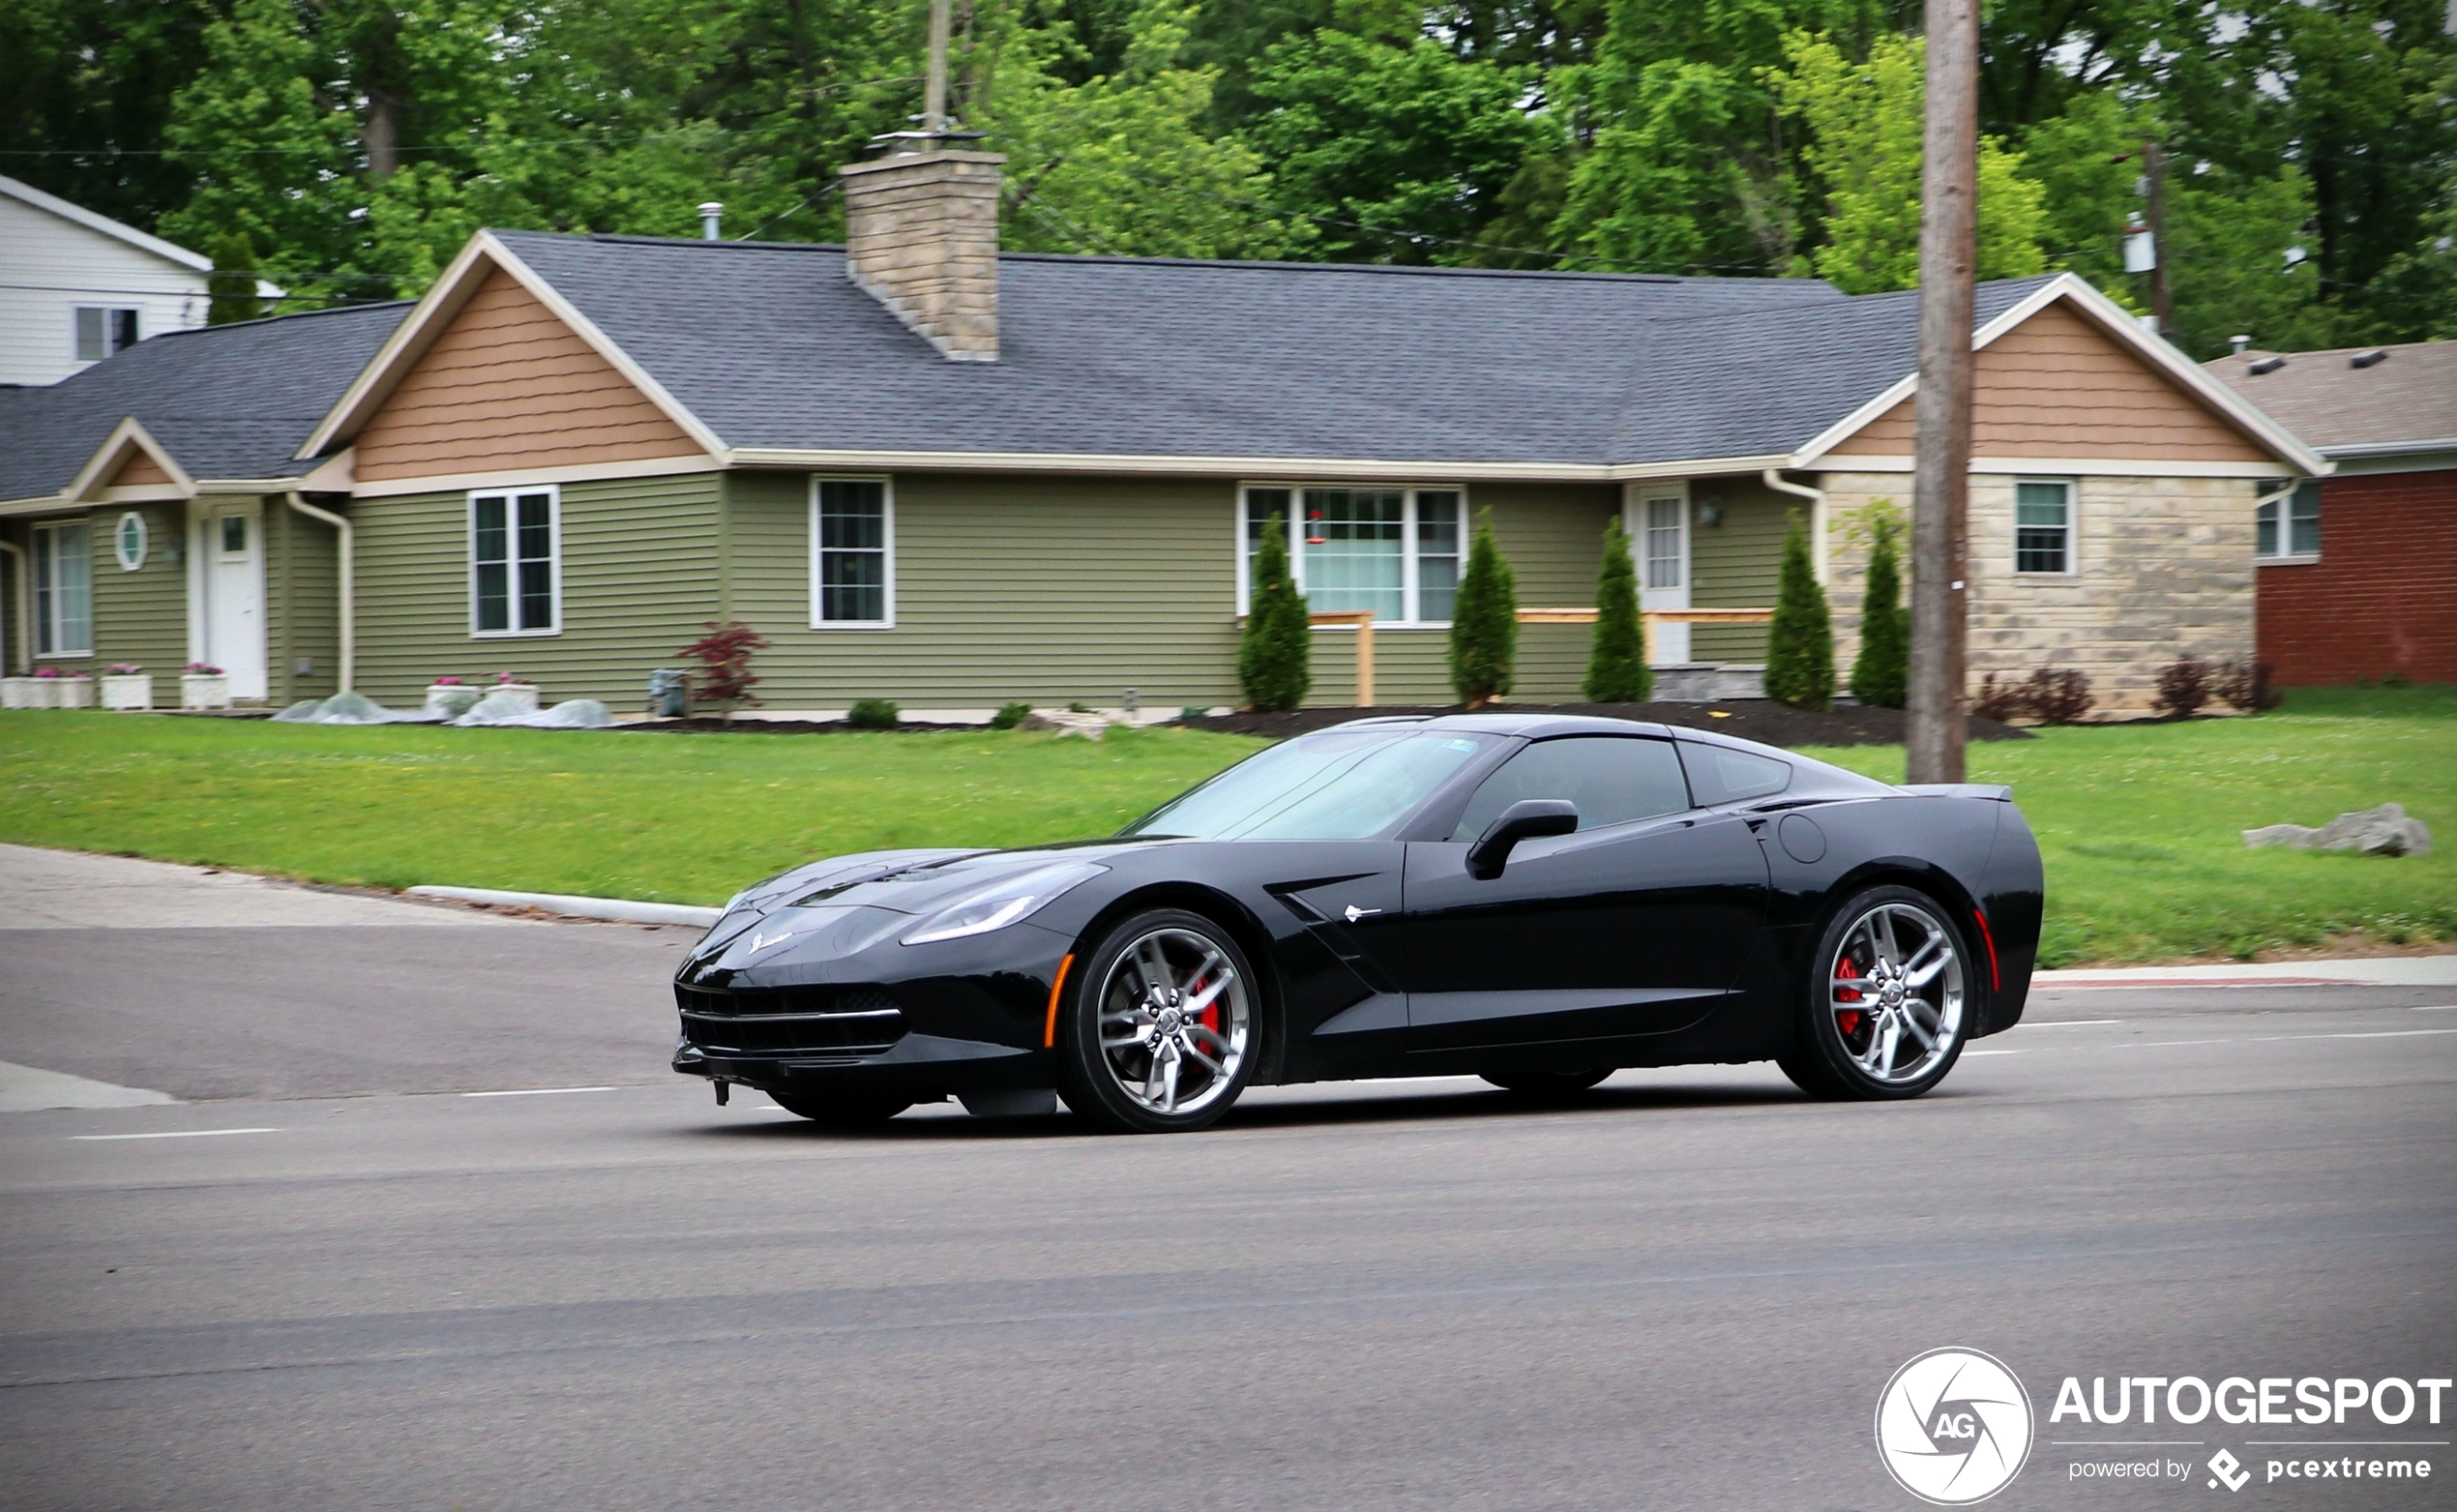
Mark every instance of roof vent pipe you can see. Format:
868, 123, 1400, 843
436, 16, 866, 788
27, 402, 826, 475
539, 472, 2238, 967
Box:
698, 202, 724, 241
2230, 335, 2251, 355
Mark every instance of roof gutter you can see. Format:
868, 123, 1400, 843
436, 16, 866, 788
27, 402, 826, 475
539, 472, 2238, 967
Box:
1761, 469, 1828, 584
283, 492, 353, 691
2320, 436, 2457, 460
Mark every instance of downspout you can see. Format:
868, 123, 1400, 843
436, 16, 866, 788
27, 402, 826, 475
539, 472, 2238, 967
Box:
284, 492, 353, 691
0, 539, 25, 673
1761, 468, 1828, 583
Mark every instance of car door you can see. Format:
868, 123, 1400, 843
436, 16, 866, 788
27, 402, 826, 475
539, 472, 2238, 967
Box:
1403, 735, 1771, 1051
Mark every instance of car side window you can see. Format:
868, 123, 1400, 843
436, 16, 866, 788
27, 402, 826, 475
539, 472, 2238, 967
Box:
1450, 736, 1692, 840
1676, 741, 1791, 806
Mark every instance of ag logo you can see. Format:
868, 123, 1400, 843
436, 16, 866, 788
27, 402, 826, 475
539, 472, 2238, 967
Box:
1876, 1348, 2036, 1504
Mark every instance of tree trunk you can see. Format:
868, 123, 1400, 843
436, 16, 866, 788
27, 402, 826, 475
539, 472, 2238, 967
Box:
1906, 0, 1979, 785
364, 87, 400, 182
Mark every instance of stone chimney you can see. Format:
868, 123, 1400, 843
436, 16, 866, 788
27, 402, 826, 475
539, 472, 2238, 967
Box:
840, 144, 1005, 362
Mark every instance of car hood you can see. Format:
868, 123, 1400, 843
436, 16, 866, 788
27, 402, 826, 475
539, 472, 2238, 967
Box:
705, 838, 1169, 942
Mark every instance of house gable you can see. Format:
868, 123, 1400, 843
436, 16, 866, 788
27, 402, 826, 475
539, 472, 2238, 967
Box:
350, 264, 701, 483
108, 449, 173, 487
1825, 297, 2277, 465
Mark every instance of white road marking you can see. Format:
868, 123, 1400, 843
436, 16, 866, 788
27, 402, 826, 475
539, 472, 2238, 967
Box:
1965, 1049, 2021, 1056
460, 1085, 619, 1098
2413, 1004, 2457, 1011
71, 1128, 281, 1141
2022, 1020, 2121, 1027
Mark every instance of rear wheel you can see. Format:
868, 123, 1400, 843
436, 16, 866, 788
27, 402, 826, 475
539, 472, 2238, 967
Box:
768, 1088, 913, 1127
1057, 908, 1258, 1133
1480, 1068, 1613, 1099
1779, 885, 1971, 1101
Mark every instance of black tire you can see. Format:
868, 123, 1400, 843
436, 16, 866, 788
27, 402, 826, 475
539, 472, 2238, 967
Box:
1779, 884, 1974, 1101
1057, 907, 1261, 1134
767, 1088, 913, 1127
1480, 1068, 1613, 1099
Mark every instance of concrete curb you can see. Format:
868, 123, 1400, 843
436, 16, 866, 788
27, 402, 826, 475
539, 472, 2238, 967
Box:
2034, 955, 2457, 989
406, 886, 721, 928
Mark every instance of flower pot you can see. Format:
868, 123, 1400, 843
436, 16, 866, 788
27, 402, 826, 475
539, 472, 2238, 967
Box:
490, 683, 541, 712
101, 674, 155, 711
181, 673, 232, 710
54, 675, 95, 709
425, 684, 481, 718
0, 676, 41, 710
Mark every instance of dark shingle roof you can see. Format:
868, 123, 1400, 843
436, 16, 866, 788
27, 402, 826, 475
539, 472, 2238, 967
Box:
0, 302, 410, 501
494, 231, 2052, 467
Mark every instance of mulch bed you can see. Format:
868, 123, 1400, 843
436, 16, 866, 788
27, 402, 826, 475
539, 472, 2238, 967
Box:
1181, 700, 2033, 748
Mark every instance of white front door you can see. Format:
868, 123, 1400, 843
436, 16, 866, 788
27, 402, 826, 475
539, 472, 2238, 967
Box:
202, 504, 267, 698
1630, 485, 1691, 665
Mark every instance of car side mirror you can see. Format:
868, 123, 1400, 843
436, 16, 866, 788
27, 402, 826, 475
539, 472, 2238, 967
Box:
1466, 798, 1579, 879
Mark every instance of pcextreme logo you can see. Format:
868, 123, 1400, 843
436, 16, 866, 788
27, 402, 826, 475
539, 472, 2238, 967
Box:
1876, 1348, 2037, 1505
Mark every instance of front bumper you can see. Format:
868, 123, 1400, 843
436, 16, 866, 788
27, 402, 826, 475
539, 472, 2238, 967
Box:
669, 908, 1072, 1097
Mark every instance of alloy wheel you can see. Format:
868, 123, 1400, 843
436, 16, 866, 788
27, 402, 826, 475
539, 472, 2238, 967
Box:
1094, 926, 1251, 1117
1827, 900, 1966, 1085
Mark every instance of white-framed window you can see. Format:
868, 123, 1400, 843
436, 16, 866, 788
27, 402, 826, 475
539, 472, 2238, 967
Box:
810, 476, 893, 628
1642, 492, 1685, 590
74, 308, 140, 364
1237, 485, 1465, 625
469, 487, 561, 636
33, 519, 94, 656
2013, 478, 2075, 575
2256, 480, 2321, 561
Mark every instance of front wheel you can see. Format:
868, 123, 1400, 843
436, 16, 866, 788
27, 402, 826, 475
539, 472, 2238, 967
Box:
1057, 908, 1260, 1133
1778, 885, 1971, 1101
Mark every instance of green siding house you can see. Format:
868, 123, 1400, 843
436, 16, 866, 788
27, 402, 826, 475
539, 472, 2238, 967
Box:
3, 146, 2326, 715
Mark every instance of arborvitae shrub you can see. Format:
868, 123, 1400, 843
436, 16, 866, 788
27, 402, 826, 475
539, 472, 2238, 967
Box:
1584, 518, 1651, 703
1762, 514, 1835, 711
1449, 507, 1518, 706
1849, 520, 1907, 708
1237, 514, 1311, 711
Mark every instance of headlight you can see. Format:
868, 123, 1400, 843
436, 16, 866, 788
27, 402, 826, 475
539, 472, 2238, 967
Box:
901, 862, 1107, 945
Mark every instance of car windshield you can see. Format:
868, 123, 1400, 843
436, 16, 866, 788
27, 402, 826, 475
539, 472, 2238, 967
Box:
1122, 727, 1503, 841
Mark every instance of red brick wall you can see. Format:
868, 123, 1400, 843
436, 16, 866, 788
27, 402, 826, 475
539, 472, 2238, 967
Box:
2258, 469, 2457, 685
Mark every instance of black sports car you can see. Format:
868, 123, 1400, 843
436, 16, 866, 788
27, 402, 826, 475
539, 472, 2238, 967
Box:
672, 713, 2042, 1133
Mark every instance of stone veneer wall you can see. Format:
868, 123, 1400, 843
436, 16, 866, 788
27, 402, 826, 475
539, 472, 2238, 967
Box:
1818, 470, 2259, 715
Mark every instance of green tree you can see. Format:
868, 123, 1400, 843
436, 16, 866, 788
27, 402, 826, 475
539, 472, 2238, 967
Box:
977, 0, 1290, 258
1762, 513, 1834, 711
1583, 517, 1650, 702
1238, 514, 1312, 711
1240, 30, 1548, 262
206, 231, 264, 325
1448, 507, 1518, 706
1771, 30, 2047, 294
2164, 167, 2330, 357
1848, 509, 1906, 709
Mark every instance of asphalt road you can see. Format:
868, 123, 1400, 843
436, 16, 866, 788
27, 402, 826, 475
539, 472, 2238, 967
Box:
2, 891, 2453, 1510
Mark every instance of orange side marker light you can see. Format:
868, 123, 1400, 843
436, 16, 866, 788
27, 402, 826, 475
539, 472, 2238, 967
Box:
1043, 953, 1075, 1048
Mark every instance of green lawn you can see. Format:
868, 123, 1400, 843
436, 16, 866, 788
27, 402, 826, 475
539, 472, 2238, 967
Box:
0, 717, 1266, 907
1, 688, 2449, 964
1799, 686, 2457, 965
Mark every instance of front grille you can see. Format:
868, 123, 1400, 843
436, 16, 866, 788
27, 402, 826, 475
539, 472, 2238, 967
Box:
675, 984, 906, 1058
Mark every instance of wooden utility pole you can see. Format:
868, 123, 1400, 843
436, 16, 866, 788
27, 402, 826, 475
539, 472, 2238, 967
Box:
1906, 0, 1980, 785
922, 0, 953, 133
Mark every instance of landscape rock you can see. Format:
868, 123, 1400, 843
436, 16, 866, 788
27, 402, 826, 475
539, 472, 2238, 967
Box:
1021, 710, 1111, 741
2243, 803, 2433, 857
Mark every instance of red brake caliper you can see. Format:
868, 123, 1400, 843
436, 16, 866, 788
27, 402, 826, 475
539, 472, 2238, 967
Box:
1834, 955, 1864, 1039
1189, 971, 1221, 1041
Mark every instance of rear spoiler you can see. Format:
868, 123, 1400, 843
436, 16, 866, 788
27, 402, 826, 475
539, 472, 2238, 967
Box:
1896, 783, 2014, 802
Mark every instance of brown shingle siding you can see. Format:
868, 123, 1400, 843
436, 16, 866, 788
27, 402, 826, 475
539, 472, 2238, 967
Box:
352, 267, 699, 482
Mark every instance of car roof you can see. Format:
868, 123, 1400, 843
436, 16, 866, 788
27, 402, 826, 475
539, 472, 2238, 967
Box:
1323, 711, 1883, 783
